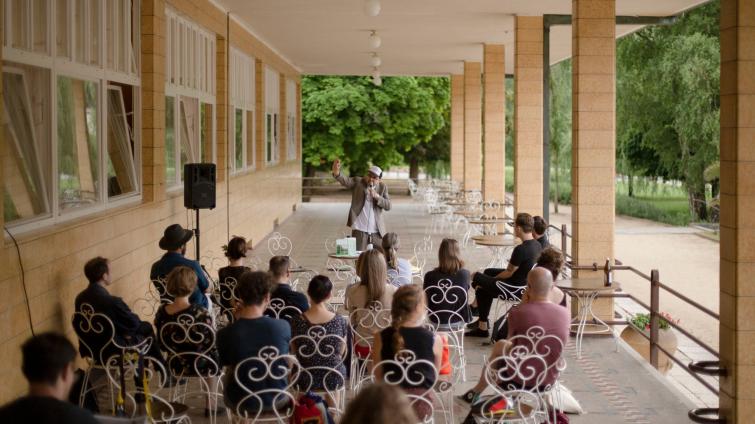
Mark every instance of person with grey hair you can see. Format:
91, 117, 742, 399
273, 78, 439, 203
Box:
459, 267, 570, 406
332, 159, 392, 251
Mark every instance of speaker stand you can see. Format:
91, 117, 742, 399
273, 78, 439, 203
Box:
193, 208, 201, 261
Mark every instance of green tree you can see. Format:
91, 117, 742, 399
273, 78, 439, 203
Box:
301, 76, 449, 178
549, 60, 572, 212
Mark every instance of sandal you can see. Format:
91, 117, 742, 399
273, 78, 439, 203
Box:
459, 389, 480, 405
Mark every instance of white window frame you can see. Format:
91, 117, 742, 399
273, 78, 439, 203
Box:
229, 47, 255, 175
3, 0, 142, 233
286, 78, 297, 162
164, 8, 216, 189
264, 66, 280, 165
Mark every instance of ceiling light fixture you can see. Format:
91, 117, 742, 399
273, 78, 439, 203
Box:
371, 53, 382, 67
364, 0, 381, 17
369, 30, 382, 49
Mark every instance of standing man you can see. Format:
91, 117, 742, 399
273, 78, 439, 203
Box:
332, 159, 392, 251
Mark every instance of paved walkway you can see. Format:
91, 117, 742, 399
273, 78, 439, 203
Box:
246, 201, 695, 423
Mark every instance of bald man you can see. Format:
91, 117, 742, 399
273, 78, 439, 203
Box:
459, 268, 570, 405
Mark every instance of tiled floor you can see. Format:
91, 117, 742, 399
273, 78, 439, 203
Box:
175, 199, 698, 423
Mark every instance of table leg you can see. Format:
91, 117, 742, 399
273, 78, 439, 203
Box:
570, 290, 615, 358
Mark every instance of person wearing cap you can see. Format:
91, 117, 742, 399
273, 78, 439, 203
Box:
150, 224, 210, 309
332, 159, 392, 251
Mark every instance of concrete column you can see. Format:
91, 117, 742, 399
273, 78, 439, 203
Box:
140, 0, 166, 202
450, 74, 465, 185
463, 62, 482, 191
720, 1, 755, 421
484, 45, 506, 201
571, 0, 616, 319
514, 16, 543, 215
215, 34, 228, 182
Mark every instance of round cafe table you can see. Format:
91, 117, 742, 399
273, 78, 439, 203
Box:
556, 278, 620, 358
474, 235, 518, 268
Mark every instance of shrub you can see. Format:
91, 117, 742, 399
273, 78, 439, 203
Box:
615, 195, 690, 226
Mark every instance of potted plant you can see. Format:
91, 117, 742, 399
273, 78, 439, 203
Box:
620, 312, 679, 375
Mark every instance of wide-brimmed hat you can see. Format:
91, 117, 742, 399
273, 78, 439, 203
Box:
159, 224, 194, 250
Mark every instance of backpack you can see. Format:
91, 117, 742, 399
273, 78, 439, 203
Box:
291, 392, 334, 424
491, 311, 510, 343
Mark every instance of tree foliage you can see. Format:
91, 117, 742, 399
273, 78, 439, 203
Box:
301, 75, 449, 176
615, 1, 720, 220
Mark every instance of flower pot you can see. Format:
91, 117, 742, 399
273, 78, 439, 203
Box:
620, 326, 678, 375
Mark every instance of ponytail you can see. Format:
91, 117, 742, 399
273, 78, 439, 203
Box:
389, 285, 424, 353
382, 233, 400, 271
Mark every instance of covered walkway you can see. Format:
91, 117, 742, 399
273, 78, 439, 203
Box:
242, 200, 695, 424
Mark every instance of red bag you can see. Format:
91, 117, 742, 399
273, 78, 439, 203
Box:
439, 334, 452, 375
292, 394, 325, 424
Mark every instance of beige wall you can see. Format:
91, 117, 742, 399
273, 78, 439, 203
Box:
0, 0, 301, 402
513, 16, 544, 215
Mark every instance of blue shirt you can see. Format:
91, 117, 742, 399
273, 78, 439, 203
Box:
150, 252, 210, 309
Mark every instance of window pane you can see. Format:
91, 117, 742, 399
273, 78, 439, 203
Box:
273, 113, 279, 162
57, 77, 100, 211
266, 113, 272, 163
2, 71, 50, 223
74, 0, 86, 63
234, 108, 243, 170
165, 96, 176, 184
32, 0, 48, 54
106, 86, 137, 197
179, 98, 198, 170
200, 103, 213, 163
11, 0, 29, 50
89, 0, 101, 66
56, 0, 69, 58
246, 110, 254, 167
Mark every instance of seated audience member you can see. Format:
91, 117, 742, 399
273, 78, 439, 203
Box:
460, 268, 570, 405
346, 250, 396, 358
217, 271, 291, 413
340, 383, 418, 424
150, 224, 210, 309
382, 232, 413, 286
423, 238, 472, 325
466, 213, 542, 338
290, 275, 349, 405
217, 236, 253, 312
155, 266, 219, 375
494, 247, 568, 341
372, 285, 443, 421
0, 333, 97, 423
74, 257, 164, 364
533, 216, 550, 249
269, 255, 309, 316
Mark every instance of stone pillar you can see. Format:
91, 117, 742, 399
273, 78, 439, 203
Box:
514, 16, 543, 215
484, 44, 506, 201
450, 74, 465, 185
571, 0, 616, 319
720, 1, 755, 422
463, 62, 482, 191
215, 34, 228, 182
140, 0, 167, 202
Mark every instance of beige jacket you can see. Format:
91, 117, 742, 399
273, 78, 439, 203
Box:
334, 173, 391, 235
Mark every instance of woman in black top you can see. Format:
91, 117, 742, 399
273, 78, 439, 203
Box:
372, 285, 442, 421
423, 238, 471, 325
217, 237, 252, 319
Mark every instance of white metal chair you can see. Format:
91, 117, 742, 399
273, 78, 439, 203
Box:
229, 346, 301, 423
104, 351, 189, 423
476, 326, 567, 423
216, 276, 239, 328
72, 303, 153, 413
410, 236, 433, 278
132, 280, 164, 318
290, 325, 348, 418
347, 302, 392, 391
424, 279, 469, 383
371, 350, 442, 424
388, 268, 412, 287
265, 298, 303, 322
158, 313, 223, 424
490, 281, 524, 340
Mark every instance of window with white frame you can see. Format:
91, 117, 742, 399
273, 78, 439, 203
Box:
264, 66, 280, 165
164, 9, 215, 187
230, 48, 255, 174
2, 0, 140, 228
286, 79, 297, 161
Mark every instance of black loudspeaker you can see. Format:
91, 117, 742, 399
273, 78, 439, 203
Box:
184, 163, 216, 209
